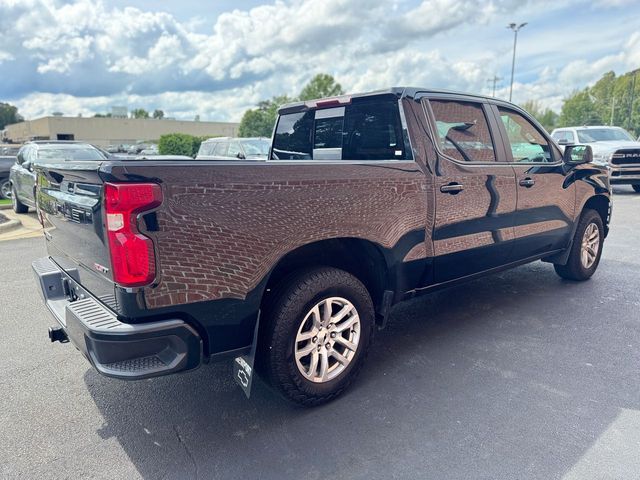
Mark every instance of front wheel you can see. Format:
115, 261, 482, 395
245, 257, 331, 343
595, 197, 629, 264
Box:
632, 184, 640, 193
260, 267, 375, 406
554, 209, 604, 281
11, 186, 29, 214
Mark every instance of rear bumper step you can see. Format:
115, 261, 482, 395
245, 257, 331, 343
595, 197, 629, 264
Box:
32, 257, 202, 380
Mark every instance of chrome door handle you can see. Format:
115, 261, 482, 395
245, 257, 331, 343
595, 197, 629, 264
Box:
440, 183, 464, 194
519, 178, 535, 188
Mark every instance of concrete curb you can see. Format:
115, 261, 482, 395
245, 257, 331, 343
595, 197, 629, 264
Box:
0, 203, 11, 210
0, 217, 20, 233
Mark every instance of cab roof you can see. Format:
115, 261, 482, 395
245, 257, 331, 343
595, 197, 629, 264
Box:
278, 87, 512, 114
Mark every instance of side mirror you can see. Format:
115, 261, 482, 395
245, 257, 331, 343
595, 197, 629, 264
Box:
563, 145, 592, 165
557, 138, 571, 146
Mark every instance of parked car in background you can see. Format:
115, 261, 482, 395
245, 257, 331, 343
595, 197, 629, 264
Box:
139, 145, 159, 156
33, 88, 610, 405
551, 125, 640, 192
196, 137, 270, 160
1, 145, 21, 199
10, 141, 107, 213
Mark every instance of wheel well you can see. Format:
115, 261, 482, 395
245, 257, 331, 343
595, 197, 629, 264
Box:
262, 238, 390, 314
583, 195, 610, 236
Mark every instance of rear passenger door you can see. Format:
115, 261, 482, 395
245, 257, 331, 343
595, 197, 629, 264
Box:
491, 106, 575, 260
425, 97, 517, 282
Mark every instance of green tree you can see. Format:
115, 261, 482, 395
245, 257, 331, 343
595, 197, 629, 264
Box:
520, 100, 558, 132
93, 113, 112, 118
559, 90, 602, 127
238, 74, 344, 137
238, 95, 293, 137
153, 109, 165, 119
298, 73, 344, 101
158, 133, 194, 156
556, 69, 640, 136
0, 102, 24, 130
131, 108, 150, 119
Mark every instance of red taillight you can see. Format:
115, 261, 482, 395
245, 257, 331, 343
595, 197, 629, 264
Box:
104, 182, 162, 287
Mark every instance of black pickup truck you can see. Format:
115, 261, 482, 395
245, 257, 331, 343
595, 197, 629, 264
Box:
32, 88, 611, 405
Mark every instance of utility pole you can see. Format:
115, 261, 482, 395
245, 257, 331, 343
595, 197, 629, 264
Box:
508, 22, 527, 102
610, 96, 615, 126
487, 75, 501, 97
627, 69, 638, 131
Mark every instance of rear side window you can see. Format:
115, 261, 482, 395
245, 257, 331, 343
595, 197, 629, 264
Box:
271, 99, 411, 161
429, 100, 496, 162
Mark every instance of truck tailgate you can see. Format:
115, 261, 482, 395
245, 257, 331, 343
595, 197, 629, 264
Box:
37, 162, 117, 309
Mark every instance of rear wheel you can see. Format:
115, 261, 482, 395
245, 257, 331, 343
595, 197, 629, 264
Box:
11, 186, 28, 214
0, 179, 11, 199
260, 267, 375, 406
554, 209, 603, 281
632, 184, 640, 193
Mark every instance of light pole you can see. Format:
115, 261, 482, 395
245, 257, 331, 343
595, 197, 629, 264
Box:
508, 22, 527, 102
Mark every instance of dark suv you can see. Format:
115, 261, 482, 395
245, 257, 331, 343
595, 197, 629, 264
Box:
32, 88, 610, 405
10, 141, 106, 213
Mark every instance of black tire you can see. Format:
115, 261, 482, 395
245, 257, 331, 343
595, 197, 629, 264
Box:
259, 267, 375, 406
554, 209, 604, 281
632, 184, 640, 193
0, 179, 11, 200
12, 186, 28, 214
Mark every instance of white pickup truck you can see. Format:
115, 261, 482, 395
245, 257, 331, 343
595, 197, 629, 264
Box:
551, 125, 640, 192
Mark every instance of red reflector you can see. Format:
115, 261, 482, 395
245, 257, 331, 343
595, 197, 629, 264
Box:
104, 183, 162, 287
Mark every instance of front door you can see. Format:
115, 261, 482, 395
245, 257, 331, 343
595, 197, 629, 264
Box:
492, 105, 575, 260
426, 98, 517, 283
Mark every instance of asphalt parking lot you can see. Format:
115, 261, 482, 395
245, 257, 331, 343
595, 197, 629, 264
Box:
1, 187, 639, 480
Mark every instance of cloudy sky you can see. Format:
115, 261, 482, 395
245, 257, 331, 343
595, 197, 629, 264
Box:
1, 0, 639, 122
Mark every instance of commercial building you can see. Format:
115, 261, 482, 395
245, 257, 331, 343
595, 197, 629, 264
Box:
2, 116, 240, 147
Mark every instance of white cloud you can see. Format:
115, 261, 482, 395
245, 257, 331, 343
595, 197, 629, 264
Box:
0, 0, 638, 121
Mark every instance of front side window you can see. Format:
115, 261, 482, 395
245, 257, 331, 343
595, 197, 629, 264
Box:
227, 142, 242, 158
271, 98, 410, 161
499, 108, 554, 163
241, 139, 270, 156
429, 100, 496, 162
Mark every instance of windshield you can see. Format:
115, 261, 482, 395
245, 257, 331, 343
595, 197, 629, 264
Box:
241, 139, 270, 156
36, 146, 106, 161
576, 128, 634, 143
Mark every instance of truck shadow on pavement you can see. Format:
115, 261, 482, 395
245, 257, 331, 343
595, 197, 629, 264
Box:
84, 260, 640, 480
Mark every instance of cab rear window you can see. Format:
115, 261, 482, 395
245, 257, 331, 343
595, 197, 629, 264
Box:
271, 99, 411, 161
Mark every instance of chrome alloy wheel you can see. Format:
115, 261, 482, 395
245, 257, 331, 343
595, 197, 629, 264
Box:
581, 222, 600, 269
294, 297, 361, 383
0, 180, 11, 199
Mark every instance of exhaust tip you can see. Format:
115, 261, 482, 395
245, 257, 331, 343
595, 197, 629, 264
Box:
48, 326, 69, 343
